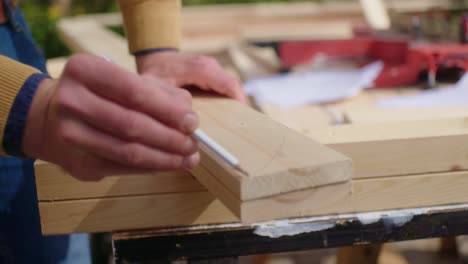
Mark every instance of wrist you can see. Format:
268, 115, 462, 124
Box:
135, 49, 177, 74
22, 78, 56, 158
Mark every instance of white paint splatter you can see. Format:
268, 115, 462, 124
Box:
356, 212, 383, 225
254, 222, 336, 238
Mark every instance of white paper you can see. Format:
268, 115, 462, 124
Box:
244, 62, 383, 108
378, 73, 468, 108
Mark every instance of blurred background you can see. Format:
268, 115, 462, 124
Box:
22, 0, 333, 59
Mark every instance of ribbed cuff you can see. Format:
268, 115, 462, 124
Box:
3, 73, 49, 157
118, 0, 181, 53
134, 48, 178, 56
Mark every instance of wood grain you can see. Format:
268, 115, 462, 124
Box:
345, 107, 468, 124
193, 96, 352, 204
35, 162, 204, 201
39, 170, 468, 234
308, 118, 468, 179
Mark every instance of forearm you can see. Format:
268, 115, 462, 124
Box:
0, 55, 48, 156
117, 0, 181, 54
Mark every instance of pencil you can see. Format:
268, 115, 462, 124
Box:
193, 129, 249, 175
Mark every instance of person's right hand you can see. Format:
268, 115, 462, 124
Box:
22, 54, 200, 181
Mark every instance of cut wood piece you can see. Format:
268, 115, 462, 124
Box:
192, 96, 352, 204
34, 118, 468, 201
46, 57, 68, 79
35, 161, 204, 201
359, 0, 390, 30
226, 44, 275, 81
193, 159, 352, 220
242, 22, 354, 42
39, 191, 236, 235
242, 45, 280, 72
345, 107, 468, 124
260, 104, 334, 133
39, 170, 468, 235
307, 118, 468, 179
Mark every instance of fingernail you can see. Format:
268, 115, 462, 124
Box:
183, 152, 200, 169
181, 113, 199, 133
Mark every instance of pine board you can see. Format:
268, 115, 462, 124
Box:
39, 171, 468, 235
192, 96, 352, 203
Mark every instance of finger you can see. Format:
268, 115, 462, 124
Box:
181, 56, 248, 103
63, 54, 198, 134
57, 84, 198, 155
65, 152, 156, 181
58, 116, 200, 171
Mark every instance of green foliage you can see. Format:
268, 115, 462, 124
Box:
183, 0, 323, 5
21, 1, 70, 58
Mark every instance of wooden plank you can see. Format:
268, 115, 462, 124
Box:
345, 107, 468, 124
46, 57, 68, 78
242, 21, 354, 42
39, 170, 468, 234
192, 96, 352, 204
226, 44, 275, 82
35, 161, 204, 201
260, 104, 334, 133
82, 1, 452, 29
308, 118, 468, 179
35, 118, 468, 201
359, 0, 390, 30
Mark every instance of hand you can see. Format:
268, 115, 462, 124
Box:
23, 54, 200, 181
136, 51, 247, 103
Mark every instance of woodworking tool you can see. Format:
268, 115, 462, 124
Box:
279, 38, 468, 88
194, 129, 249, 175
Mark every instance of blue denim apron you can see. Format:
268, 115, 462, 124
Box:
0, 2, 90, 263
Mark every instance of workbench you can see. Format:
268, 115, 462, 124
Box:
113, 204, 468, 263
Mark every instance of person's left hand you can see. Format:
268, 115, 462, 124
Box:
136, 51, 247, 103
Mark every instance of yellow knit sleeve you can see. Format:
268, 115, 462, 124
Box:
117, 0, 181, 54
0, 55, 40, 156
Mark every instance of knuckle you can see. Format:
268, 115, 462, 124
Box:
120, 115, 141, 141
125, 84, 145, 107
55, 91, 78, 114
120, 144, 144, 166
179, 89, 192, 100
166, 155, 184, 169
189, 55, 218, 69
164, 133, 185, 152
57, 122, 76, 144
174, 88, 192, 103
64, 55, 87, 77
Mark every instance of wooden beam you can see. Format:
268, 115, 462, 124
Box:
35, 118, 468, 202
359, 0, 390, 30
345, 108, 468, 124
192, 96, 351, 212
241, 21, 354, 42
35, 161, 204, 201
310, 118, 468, 179
39, 170, 468, 234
